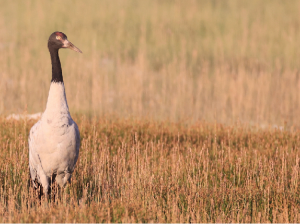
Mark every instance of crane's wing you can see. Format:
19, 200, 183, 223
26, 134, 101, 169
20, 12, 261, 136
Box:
73, 121, 80, 171
28, 120, 47, 187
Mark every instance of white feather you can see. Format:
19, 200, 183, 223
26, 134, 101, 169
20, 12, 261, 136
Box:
28, 82, 80, 192
6, 112, 42, 120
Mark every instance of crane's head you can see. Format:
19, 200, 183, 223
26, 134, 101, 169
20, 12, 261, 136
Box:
48, 31, 82, 53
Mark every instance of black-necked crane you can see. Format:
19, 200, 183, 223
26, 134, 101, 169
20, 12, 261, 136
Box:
28, 32, 81, 196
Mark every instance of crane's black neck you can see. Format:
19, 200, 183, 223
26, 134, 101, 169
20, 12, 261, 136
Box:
49, 48, 63, 83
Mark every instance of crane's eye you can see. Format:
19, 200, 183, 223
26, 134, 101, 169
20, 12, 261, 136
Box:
56, 36, 62, 40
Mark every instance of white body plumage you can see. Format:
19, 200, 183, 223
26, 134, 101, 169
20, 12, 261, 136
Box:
29, 82, 80, 192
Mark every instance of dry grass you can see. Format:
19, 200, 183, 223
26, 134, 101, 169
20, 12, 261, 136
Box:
2, 1, 300, 223
0, 116, 300, 222
1, 1, 300, 126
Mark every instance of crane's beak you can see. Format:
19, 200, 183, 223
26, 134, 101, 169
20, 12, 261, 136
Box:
62, 39, 82, 53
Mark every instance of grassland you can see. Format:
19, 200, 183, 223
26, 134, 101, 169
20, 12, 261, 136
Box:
0, 116, 300, 222
2, 0, 300, 223
1, 0, 300, 126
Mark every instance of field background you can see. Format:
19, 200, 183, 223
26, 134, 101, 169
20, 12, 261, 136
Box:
1, 0, 300, 126
2, 117, 300, 223
2, 0, 300, 223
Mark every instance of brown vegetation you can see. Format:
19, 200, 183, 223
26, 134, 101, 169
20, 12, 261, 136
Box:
1, 1, 300, 126
0, 117, 300, 222
1, 0, 300, 222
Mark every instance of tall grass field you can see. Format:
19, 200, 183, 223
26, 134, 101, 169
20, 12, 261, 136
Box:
1, 0, 300, 126
1, 117, 300, 222
1, 0, 300, 222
